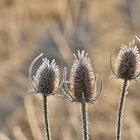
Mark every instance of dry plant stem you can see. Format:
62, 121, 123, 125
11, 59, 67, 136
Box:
43, 95, 51, 140
75, 0, 86, 29
81, 103, 89, 140
116, 80, 128, 140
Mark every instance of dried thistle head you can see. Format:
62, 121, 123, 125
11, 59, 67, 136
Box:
62, 50, 103, 104
110, 39, 140, 80
29, 53, 60, 96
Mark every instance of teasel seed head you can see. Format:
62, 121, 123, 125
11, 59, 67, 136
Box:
70, 50, 95, 102
62, 50, 103, 103
29, 53, 60, 96
110, 38, 140, 80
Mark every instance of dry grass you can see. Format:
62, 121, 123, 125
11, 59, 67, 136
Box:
0, 0, 140, 140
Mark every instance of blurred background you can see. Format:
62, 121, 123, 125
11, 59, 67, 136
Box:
0, 0, 140, 140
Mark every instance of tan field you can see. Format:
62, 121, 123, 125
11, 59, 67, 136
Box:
0, 0, 140, 140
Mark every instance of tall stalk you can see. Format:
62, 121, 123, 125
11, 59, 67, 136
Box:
116, 80, 128, 140
43, 95, 51, 140
81, 103, 89, 140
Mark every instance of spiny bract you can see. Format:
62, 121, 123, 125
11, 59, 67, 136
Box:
62, 50, 102, 104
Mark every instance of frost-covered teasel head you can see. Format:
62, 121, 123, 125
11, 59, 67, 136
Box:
111, 39, 140, 80
29, 53, 60, 96
62, 50, 103, 103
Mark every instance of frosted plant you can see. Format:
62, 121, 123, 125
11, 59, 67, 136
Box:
110, 37, 140, 140
62, 50, 103, 140
29, 53, 60, 140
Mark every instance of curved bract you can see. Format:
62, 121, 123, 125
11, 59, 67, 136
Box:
62, 50, 103, 104
28, 53, 60, 96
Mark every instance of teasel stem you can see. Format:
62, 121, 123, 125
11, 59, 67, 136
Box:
43, 95, 51, 140
81, 103, 89, 140
116, 79, 128, 140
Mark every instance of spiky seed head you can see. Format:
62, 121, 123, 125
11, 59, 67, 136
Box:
70, 50, 95, 103
115, 40, 140, 80
30, 54, 59, 96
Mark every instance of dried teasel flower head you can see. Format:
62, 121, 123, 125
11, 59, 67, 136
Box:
29, 53, 60, 96
110, 38, 140, 80
62, 50, 103, 103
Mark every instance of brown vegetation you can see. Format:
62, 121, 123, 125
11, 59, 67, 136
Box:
0, 0, 140, 140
